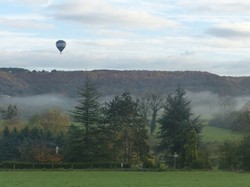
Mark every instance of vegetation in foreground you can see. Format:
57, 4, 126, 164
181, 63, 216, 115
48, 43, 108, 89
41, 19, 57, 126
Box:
1, 78, 250, 171
0, 171, 250, 187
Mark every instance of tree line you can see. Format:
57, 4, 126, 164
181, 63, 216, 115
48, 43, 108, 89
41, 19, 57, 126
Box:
2, 68, 250, 97
1, 79, 250, 170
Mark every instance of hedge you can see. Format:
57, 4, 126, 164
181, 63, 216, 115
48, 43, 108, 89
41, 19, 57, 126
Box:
0, 161, 124, 170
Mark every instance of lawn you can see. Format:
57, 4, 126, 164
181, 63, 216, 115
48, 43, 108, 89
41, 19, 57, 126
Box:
0, 170, 250, 187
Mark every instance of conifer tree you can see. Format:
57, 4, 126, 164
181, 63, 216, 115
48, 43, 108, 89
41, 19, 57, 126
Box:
69, 78, 103, 162
158, 86, 201, 167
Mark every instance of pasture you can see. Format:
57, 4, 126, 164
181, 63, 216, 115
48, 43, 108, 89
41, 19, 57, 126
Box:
201, 126, 243, 142
0, 170, 250, 187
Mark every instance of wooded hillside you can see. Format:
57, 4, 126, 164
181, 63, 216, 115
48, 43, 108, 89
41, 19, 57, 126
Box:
0, 68, 250, 97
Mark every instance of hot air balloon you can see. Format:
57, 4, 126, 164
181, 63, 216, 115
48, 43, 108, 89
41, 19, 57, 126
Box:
56, 40, 66, 54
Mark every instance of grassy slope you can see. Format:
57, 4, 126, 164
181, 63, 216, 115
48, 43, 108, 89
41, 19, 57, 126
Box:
201, 125, 243, 143
0, 171, 250, 187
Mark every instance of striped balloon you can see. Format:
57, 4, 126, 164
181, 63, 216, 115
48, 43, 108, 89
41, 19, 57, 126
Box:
56, 40, 66, 54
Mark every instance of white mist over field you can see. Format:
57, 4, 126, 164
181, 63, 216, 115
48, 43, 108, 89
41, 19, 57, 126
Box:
187, 91, 221, 117
187, 91, 250, 117
0, 94, 77, 118
1, 91, 250, 119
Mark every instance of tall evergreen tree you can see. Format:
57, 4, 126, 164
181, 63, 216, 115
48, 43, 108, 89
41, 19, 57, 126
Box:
64, 124, 85, 162
158, 86, 201, 167
69, 78, 103, 162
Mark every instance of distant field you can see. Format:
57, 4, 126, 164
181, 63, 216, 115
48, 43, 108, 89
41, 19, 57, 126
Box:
201, 125, 243, 142
0, 170, 250, 187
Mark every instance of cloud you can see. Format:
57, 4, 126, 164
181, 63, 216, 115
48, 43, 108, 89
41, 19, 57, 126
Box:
12, 0, 51, 6
206, 28, 250, 39
206, 23, 250, 39
2, 0, 250, 76
181, 50, 195, 56
0, 15, 53, 30
0, 30, 54, 51
50, 0, 179, 29
1, 29, 250, 76
177, 0, 250, 14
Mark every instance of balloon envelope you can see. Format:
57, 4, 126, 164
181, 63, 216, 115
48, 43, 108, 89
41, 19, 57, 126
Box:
56, 40, 66, 54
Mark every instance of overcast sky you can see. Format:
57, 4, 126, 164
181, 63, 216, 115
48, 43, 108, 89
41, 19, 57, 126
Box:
1, 0, 250, 76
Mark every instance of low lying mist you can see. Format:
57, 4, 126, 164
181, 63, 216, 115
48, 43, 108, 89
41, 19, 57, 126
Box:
187, 91, 250, 118
1, 91, 250, 120
0, 94, 77, 119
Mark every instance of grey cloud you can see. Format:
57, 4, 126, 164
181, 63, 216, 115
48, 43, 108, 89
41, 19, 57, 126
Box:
206, 28, 250, 38
178, 1, 250, 14
181, 50, 195, 56
49, 1, 177, 29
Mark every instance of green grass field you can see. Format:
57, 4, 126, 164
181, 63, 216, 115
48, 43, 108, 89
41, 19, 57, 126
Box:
0, 170, 250, 187
201, 126, 243, 142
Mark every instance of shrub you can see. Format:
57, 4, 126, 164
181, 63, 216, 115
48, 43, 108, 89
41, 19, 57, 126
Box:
143, 156, 156, 168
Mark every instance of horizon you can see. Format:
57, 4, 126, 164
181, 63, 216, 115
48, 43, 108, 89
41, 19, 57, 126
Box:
1, 66, 250, 78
